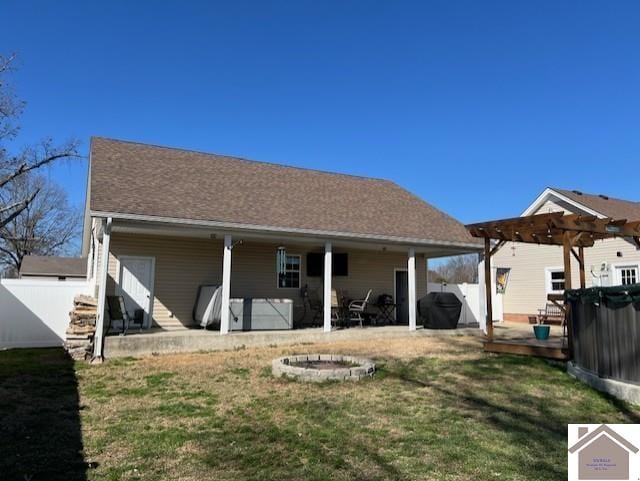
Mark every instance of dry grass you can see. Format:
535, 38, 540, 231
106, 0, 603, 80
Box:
2, 336, 639, 481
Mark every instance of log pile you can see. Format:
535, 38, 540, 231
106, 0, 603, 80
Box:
65, 295, 98, 361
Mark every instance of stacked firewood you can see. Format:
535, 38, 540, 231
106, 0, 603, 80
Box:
65, 295, 98, 361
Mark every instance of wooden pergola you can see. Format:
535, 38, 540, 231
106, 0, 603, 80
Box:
466, 211, 640, 358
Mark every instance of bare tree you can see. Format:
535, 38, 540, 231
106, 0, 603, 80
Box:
0, 174, 81, 276
433, 254, 479, 284
0, 53, 79, 230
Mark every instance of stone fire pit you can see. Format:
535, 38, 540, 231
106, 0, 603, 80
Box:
272, 354, 376, 382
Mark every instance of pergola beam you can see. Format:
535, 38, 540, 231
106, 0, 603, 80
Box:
467, 211, 565, 232
552, 215, 640, 238
467, 211, 637, 248
468, 226, 596, 247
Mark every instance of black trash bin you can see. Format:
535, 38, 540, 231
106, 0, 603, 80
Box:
418, 292, 462, 329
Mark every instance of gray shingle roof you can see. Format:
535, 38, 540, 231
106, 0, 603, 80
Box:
89, 137, 478, 246
20, 256, 87, 278
552, 188, 640, 220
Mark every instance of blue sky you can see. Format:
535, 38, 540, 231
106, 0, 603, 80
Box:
2, 1, 639, 224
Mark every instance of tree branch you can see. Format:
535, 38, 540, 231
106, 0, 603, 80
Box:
0, 244, 19, 270
0, 199, 26, 215
0, 150, 79, 190
0, 189, 39, 230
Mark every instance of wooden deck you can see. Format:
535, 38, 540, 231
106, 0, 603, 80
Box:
483, 322, 569, 360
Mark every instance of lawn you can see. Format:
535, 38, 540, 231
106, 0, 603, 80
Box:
1, 336, 639, 481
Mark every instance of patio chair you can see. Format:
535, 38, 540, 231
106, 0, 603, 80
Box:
538, 303, 564, 325
107, 296, 144, 335
330, 288, 346, 327
348, 289, 372, 328
538, 302, 567, 337
302, 286, 323, 326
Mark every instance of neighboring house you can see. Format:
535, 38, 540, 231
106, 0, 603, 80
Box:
493, 188, 640, 321
568, 425, 638, 480
19, 255, 87, 281
82, 137, 481, 356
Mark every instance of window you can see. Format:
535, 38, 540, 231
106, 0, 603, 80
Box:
546, 268, 565, 293
278, 254, 300, 288
306, 252, 349, 277
616, 266, 638, 286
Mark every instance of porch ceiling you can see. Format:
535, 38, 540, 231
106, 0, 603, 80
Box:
107, 218, 480, 258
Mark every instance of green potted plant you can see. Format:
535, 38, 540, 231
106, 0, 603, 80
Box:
533, 318, 550, 341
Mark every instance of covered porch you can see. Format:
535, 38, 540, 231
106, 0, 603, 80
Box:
90, 216, 482, 359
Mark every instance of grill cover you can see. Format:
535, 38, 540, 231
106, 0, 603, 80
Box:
419, 292, 462, 329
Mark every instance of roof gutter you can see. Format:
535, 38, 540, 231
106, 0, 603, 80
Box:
90, 210, 483, 251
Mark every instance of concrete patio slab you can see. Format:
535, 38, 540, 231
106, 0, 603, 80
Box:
104, 325, 482, 358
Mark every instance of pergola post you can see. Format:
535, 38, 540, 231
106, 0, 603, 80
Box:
92, 217, 112, 362
484, 237, 493, 340
220, 234, 232, 335
562, 231, 574, 357
562, 231, 573, 290
323, 241, 332, 333
578, 246, 586, 289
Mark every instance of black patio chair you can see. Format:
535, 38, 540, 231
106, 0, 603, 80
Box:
107, 296, 144, 335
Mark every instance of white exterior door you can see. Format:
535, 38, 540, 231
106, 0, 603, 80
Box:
117, 256, 154, 328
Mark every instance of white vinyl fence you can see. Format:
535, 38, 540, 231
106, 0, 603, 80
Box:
0, 279, 90, 349
427, 282, 482, 326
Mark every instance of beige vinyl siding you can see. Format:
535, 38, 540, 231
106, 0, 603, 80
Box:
580, 238, 640, 288
534, 198, 574, 214
493, 197, 640, 317
106, 234, 222, 329
494, 242, 566, 316
229, 241, 426, 325
99, 233, 427, 329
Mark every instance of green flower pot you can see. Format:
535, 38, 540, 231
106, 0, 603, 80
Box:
533, 325, 550, 341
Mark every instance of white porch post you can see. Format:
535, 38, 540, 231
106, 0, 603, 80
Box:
92, 217, 112, 362
408, 247, 417, 331
220, 234, 233, 335
90, 228, 100, 295
323, 241, 332, 332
